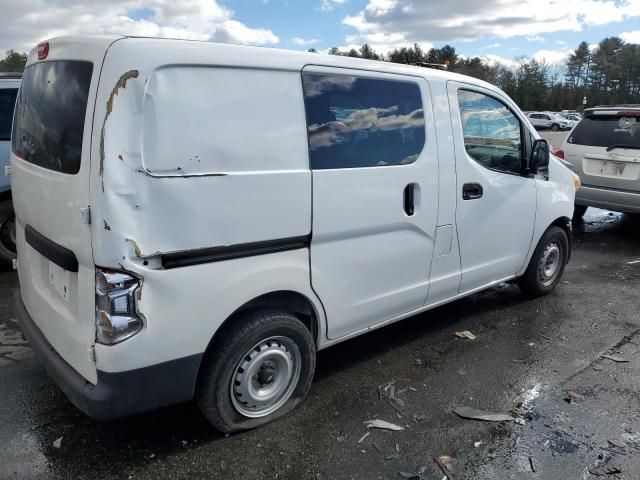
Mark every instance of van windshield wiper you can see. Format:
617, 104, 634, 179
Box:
606, 144, 640, 152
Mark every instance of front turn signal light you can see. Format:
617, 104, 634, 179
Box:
573, 173, 581, 191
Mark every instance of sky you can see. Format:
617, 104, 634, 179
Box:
2, 0, 640, 67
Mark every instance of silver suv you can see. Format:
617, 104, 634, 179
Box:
0, 73, 21, 266
527, 112, 572, 131
557, 105, 640, 218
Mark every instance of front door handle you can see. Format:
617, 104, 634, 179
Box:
404, 183, 415, 216
462, 182, 483, 200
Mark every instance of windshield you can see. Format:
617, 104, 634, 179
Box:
12, 61, 93, 174
568, 114, 640, 148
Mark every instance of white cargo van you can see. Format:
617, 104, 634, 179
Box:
13, 36, 578, 432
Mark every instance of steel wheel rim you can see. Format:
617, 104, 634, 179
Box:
230, 336, 301, 418
538, 241, 562, 287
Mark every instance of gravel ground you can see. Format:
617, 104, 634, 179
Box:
1, 208, 639, 479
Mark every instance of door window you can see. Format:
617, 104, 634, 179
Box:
0, 89, 18, 141
457, 89, 523, 174
302, 73, 425, 169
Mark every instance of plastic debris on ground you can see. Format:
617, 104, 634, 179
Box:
601, 354, 629, 363
364, 419, 405, 431
452, 406, 514, 422
454, 331, 476, 340
52, 437, 63, 449
434, 455, 455, 480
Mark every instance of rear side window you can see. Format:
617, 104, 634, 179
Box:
12, 61, 92, 174
302, 73, 425, 169
0, 89, 18, 141
569, 115, 640, 147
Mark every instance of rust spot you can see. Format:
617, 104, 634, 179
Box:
99, 70, 140, 186
118, 154, 124, 161
103, 220, 111, 231
126, 238, 143, 258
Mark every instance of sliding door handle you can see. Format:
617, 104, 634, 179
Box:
462, 182, 483, 200
404, 183, 415, 216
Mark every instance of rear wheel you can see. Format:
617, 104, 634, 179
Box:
197, 309, 316, 433
551, 123, 560, 132
573, 205, 588, 220
0, 200, 16, 269
518, 226, 569, 296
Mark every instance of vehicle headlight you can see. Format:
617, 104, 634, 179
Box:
95, 269, 143, 345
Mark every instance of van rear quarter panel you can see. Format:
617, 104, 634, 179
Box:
91, 39, 319, 371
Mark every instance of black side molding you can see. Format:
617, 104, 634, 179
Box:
162, 235, 311, 269
25, 225, 79, 272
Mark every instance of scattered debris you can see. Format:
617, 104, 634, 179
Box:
511, 359, 526, 363
453, 407, 514, 422
434, 456, 455, 480
386, 454, 400, 461
398, 472, 426, 479
627, 260, 640, 265
474, 441, 483, 448
564, 390, 581, 404
593, 365, 604, 371
52, 437, 63, 449
601, 354, 629, 363
454, 331, 476, 340
608, 438, 627, 449
364, 419, 405, 431
588, 465, 622, 476
379, 382, 408, 417
415, 359, 423, 365
514, 417, 525, 425
412, 414, 427, 422
336, 433, 346, 443
358, 432, 370, 444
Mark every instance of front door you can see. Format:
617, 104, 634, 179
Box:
447, 83, 536, 293
303, 67, 439, 340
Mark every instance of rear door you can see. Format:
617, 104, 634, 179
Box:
302, 67, 439, 340
564, 111, 640, 193
11, 38, 111, 383
448, 83, 536, 292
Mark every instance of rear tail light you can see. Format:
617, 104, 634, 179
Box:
37, 42, 49, 60
554, 149, 564, 159
95, 268, 143, 345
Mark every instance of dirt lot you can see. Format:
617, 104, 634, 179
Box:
1, 208, 639, 480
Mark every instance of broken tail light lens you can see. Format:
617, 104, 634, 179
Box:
95, 268, 143, 345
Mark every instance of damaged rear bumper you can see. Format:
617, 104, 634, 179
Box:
14, 289, 202, 420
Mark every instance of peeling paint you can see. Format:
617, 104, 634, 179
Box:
103, 220, 111, 231
118, 154, 124, 161
126, 238, 143, 258
99, 70, 140, 187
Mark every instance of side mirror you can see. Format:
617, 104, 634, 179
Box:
530, 138, 550, 172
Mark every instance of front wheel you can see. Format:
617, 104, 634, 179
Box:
518, 226, 569, 296
551, 123, 560, 132
197, 309, 316, 433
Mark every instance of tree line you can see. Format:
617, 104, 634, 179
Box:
318, 36, 640, 111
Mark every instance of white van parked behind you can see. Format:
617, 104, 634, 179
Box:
13, 36, 578, 432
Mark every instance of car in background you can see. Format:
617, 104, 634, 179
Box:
527, 112, 572, 131
0, 73, 21, 267
556, 105, 640, 219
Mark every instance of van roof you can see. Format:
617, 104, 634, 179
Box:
30, 35, 502, 93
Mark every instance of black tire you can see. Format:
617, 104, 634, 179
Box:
0, 200, 16, 270
196, 309, 316, 433
518, 226, 569, 297
573, 205, 588, 220
551, 123, 560, 132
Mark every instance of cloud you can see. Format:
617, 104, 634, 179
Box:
532, 48, 574, 64
482, 53, 520, 69
320, 0, 348, 12
620, 30, 640, 43
342, 0, 640, 47
292, 37, 321, 46
0, 0, 279, 53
